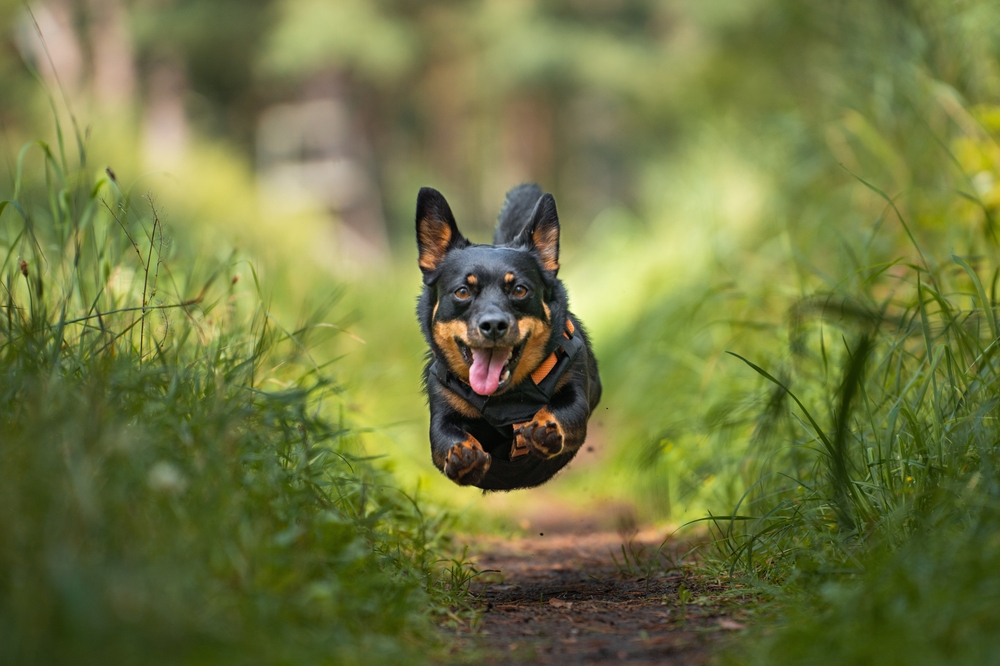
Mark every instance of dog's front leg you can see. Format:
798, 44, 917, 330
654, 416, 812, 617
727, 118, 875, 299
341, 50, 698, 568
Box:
514, 382, 592, 459
429, 408, 491, 486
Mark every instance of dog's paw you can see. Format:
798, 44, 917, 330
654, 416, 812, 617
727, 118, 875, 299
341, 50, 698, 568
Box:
515, 408, 565, 459
444, 437, 491, 485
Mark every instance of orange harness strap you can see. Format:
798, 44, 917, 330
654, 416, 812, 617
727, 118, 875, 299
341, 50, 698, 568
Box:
530, 355, 558, 385
530, 319, 575, 385
513, 319, 576, 460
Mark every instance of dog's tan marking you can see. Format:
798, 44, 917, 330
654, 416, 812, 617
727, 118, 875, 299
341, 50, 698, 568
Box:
534, 407, 565, 456
509, 316, 552, 386
533, 407, 562, 434
467, 274, 477, 286
431, 302, 438, 321
445, 435, 490, 482
504, 272, 515, 285
542, 302, 551, 322
433, 319, 470, 380
437, 384, 482, 418
418, 218, 452, 271
533, 225, 559, 272
513, 407, 565, 458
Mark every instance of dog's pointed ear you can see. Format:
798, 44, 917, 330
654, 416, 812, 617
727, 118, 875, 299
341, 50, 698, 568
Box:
518, 193, 560, 274
416, 188, 466, 279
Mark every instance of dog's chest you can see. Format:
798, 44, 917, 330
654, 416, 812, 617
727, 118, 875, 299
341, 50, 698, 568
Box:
466, 420, 520, 462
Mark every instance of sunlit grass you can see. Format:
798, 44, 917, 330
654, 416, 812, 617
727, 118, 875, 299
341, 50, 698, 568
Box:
707, 101, 1000, 664
0, 132, 473, 664
715, 242, 1000, 664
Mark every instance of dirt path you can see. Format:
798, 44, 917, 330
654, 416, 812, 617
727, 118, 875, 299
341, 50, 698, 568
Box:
450, 528, 749, 665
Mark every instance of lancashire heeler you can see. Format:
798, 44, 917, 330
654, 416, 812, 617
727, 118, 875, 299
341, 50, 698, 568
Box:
415, 184, 602, 491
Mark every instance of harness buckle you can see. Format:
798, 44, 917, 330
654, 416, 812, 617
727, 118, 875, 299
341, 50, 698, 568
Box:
510, 429, 531, 459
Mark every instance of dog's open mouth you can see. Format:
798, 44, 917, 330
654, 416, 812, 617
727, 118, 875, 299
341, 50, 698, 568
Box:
457, 339, 525, 396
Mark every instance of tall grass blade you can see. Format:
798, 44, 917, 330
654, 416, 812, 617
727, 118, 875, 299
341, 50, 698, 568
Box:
953, 253, 998, 342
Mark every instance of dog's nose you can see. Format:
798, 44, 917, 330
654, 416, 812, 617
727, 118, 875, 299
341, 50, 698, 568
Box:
478, 315, 511, 340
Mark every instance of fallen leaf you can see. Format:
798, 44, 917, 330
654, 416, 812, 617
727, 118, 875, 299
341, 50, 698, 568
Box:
548, 598, 573, 609
718, 619, 746, 631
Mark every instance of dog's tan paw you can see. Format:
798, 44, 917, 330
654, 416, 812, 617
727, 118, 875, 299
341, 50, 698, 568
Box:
514, 408, 565, 459
444, 436, 491, 485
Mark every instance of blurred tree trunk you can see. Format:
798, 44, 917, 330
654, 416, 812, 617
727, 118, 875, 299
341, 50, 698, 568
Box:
500, 93, 555, 195
16, 0, 84, 94
142, 56, 187, 169
256, 71, 389, 269
86, 0, 135, 108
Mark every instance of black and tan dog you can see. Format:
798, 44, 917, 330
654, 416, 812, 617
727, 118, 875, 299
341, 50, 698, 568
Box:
415, 184, 601, 491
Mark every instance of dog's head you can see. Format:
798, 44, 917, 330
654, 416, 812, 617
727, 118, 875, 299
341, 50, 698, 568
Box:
416, 187, 563, 396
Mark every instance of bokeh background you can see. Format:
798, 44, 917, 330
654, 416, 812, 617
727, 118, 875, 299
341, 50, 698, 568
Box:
4, 0, 1000, 531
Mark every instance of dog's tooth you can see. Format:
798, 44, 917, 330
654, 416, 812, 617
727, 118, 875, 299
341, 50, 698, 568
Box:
501, 369, 510, 382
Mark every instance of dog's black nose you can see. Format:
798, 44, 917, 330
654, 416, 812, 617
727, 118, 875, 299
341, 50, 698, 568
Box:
478, 315, 511, 340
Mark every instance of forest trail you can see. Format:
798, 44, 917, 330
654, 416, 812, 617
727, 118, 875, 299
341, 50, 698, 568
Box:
449, 522, 750, 665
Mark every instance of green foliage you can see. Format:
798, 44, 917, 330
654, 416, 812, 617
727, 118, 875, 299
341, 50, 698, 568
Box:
262, 0, 416, 81
716, 244, 1000, 663
696, 9, 1000, 657
0, 137, 468, 664
737, 508, 1000, 666
575, 0, 1000, 520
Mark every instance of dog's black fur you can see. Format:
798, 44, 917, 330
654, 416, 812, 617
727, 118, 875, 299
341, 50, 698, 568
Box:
415, 184, 601, 491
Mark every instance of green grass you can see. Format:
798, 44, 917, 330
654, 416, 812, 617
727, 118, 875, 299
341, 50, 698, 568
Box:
0, 135, 473, 664
713, 251, 1000, 663
704, 110, 1000, 665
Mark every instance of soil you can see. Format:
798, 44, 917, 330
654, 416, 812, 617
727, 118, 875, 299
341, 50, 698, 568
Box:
446, 525, 752, 665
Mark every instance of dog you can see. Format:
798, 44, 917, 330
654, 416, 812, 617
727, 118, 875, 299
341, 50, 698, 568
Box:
415, 184, 602, 491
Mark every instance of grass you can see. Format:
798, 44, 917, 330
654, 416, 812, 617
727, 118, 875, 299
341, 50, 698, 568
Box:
0, 130, 474, 664
702, 102, 1000, 664
713, 252, 1000, 663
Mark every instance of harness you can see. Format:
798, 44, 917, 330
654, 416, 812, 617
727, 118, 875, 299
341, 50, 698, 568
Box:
429, 319, 584, 458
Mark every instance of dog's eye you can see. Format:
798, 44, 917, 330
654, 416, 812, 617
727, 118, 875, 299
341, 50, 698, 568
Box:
454, 286, 471, 300
512, 285, 529, 298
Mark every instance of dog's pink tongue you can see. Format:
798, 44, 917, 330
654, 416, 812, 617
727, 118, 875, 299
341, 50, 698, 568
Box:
469, 347, 510, 395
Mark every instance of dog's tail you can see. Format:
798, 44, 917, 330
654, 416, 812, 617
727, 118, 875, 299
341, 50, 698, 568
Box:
493, 183, 544, 246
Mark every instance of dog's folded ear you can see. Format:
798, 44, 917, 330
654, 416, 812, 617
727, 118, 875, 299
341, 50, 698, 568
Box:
416, 188, 467, 280
518, 193, 560, 274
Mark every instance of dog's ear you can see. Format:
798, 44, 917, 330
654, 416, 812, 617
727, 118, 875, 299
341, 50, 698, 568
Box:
416, 188, 466, 279
517, 193, 560, 274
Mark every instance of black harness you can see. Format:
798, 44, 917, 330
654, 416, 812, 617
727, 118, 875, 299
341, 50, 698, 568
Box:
429, 322, 585, 430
